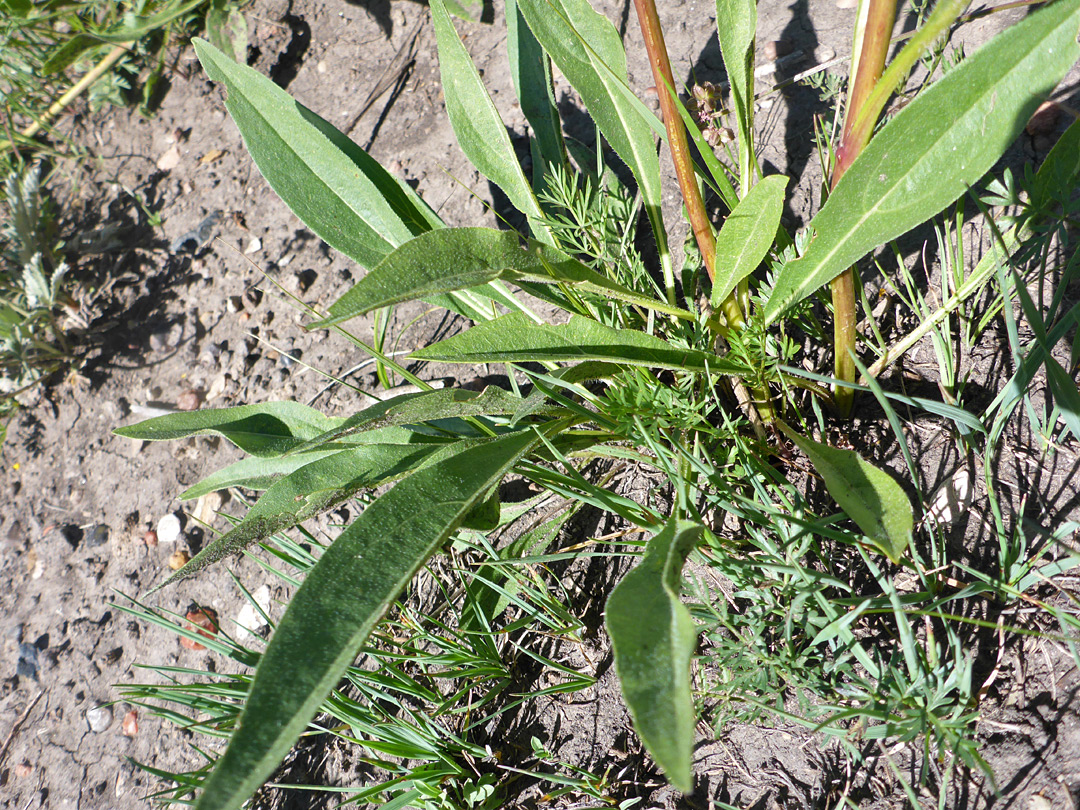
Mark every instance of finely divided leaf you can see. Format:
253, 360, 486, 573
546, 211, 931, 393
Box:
764, 0, 1080, 323
412, 312, 744, 374
191, 429, 539, 810
113, 402, 344, 457
711, 174, 788, 307
777, 423, 912, 562
606, 518, 702, 793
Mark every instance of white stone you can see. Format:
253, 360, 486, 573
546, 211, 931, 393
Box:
86, 705, 112, 733
235, 585, 272, 641
156, 513, 182, 544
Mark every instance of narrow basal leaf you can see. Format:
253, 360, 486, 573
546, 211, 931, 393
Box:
506, 0, 566, 186
515, 0, 672, 291
191, 429, 539, 810
412, 312, 744, 374
764, 0, 1080, 323
153, 443, 443, 593
711, 174, 788, 307
287, 385, 555, 456
777, 422, 912, 562
606, 518, 702, 793
314, 228, 695, 328
192, 39, 431, 270
113, 402, 344, 458
180, 426, 442, 500
430, 0, 544, 223
714, 0, 756, 185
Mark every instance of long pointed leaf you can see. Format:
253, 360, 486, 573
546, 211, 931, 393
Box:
430, 0, 544, 224
314, 227, 695, 327
412, 312, 744, 374
113, 402, 344, 458
192, 429, 540, 810
764, 0, 1080, 323
606, 518, 701, 792
152, 443, 443, 594
192, 38, 434, 270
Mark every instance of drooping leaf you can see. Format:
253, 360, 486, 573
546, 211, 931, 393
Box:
314, 228, 695, 328
515, 0, 672, 291
191, 429, 540, 810
153, 443, 444, 593
711, 174, 788, 308
205, 3, 249, 64
430, 0, 544, 224
113, 402, 344, 458
506, 0, 566, 187
412, 312, 744, 374
777, 422, 912, 562
606, 518, 702, 793
287, 385, 558, 456
764, 0, 1080, 323
42, 34, 101, 75
192, 38, 431, 270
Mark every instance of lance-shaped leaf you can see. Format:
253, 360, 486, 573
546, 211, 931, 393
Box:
711, 174, 788, 308
313, 228, 695, 328
515, 0, 671, 289
506, 0, 566, 186
714, 0, 756, 184
113, 402, 344, 458
179, 426, 442, 500
606, 518, 702, 793
764, 0, 1080, 323
192, 38, 436, 270
430, 0, 544, 225
777, 422, 912, 562
287, 385, 558, 456
412, 312, 744, 374
152, 442, 444, 593
191, 429, 539, 810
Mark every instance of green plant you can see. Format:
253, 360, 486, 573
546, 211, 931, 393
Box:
115, 0, 1080, 807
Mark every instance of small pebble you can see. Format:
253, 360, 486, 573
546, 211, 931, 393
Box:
149, 333, 167, 352
13, 761, 33, 779
236, 585, 273, 640
242, 289, 262, 309
143, 530, 158, 547
245, 237, 262, 254
181, 608, 219, 650
156, 513, 182, 544
227, 295, 244, 313
168, 549, 191, 570
1026, 101, 1059, 136
86, 705, 113, 733
86, 524, 109, 548
122, 710, 139, 737
176, 389, 203, 411
762, 40, 792, 60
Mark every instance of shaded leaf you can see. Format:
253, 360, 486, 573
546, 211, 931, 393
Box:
413, 312, 743, 374
765, 0, 1080, 323
515, 0, 671, 286
191, 429, 539, 810
777, 422, 912, 561
711, 174, 788, 307
606, 518, 701, 793
114, 402, 344, 458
